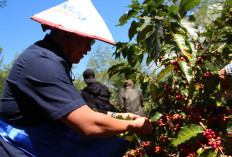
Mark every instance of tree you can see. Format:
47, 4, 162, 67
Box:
0, 52, 19, 98
0, 0, 8, 96
110, 0, 232, 156
87, 45, 115, 84
193, 0, 225, 26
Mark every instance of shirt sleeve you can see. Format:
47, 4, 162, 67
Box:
17, 55, 86, 121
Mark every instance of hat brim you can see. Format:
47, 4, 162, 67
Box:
31, 17, 115, 45
30, 0, 115, 45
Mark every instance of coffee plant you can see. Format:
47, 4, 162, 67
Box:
108, 0, 232, 156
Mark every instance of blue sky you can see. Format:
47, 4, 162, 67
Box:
0, 0, 135, 77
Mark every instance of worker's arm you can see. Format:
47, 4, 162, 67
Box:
60, 105, 152, 138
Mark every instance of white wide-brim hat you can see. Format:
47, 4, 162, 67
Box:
31, 0, 115, 45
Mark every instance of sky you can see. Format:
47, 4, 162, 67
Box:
0, 0, 135, 77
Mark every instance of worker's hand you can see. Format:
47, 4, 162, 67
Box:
219, 68, 229, 90
129, 117, 153, 135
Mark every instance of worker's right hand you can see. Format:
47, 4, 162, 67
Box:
129, 117, 153, 135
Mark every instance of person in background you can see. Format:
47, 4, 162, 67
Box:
81, 68, 115, 113
119, 79, 146, 117
0, 1, 152, 156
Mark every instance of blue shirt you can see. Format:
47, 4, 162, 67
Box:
0, 34, 86, 125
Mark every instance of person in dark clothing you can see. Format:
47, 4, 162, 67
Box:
81, 69, 115, 113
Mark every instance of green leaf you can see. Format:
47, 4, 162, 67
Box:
118, 131, 135, 142
115, 43, 130, 59
128, 0, 140, 9
189, 42, 197, 65
151, 112, 163, 122
179, 9, 187, 18
141, 1, 155, 12
197, 148, 221, 157
171, 124, 204, 147
180, 0, 201, 11
142, 0, 163, 10
196, 148, 205, 157
161, 44, 175, 55
169, 5, 179, 15
115, 42, 129, 59
127, 46, 137, 67
141, 4, 149, 12
227, 0, 232, 6
118, 10, 138, 26
154, 0, 164, 6
189, 15, 196, 21
157, 65, 174, 82
173, 34, 192, 61
178, 60, 192, 83
125, 114, 133, 120
150, 82, 164, 102
179, 0, 200, 17
129, 21, 138, 41
180, 19, 199, 41
137, 23, 153, 43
